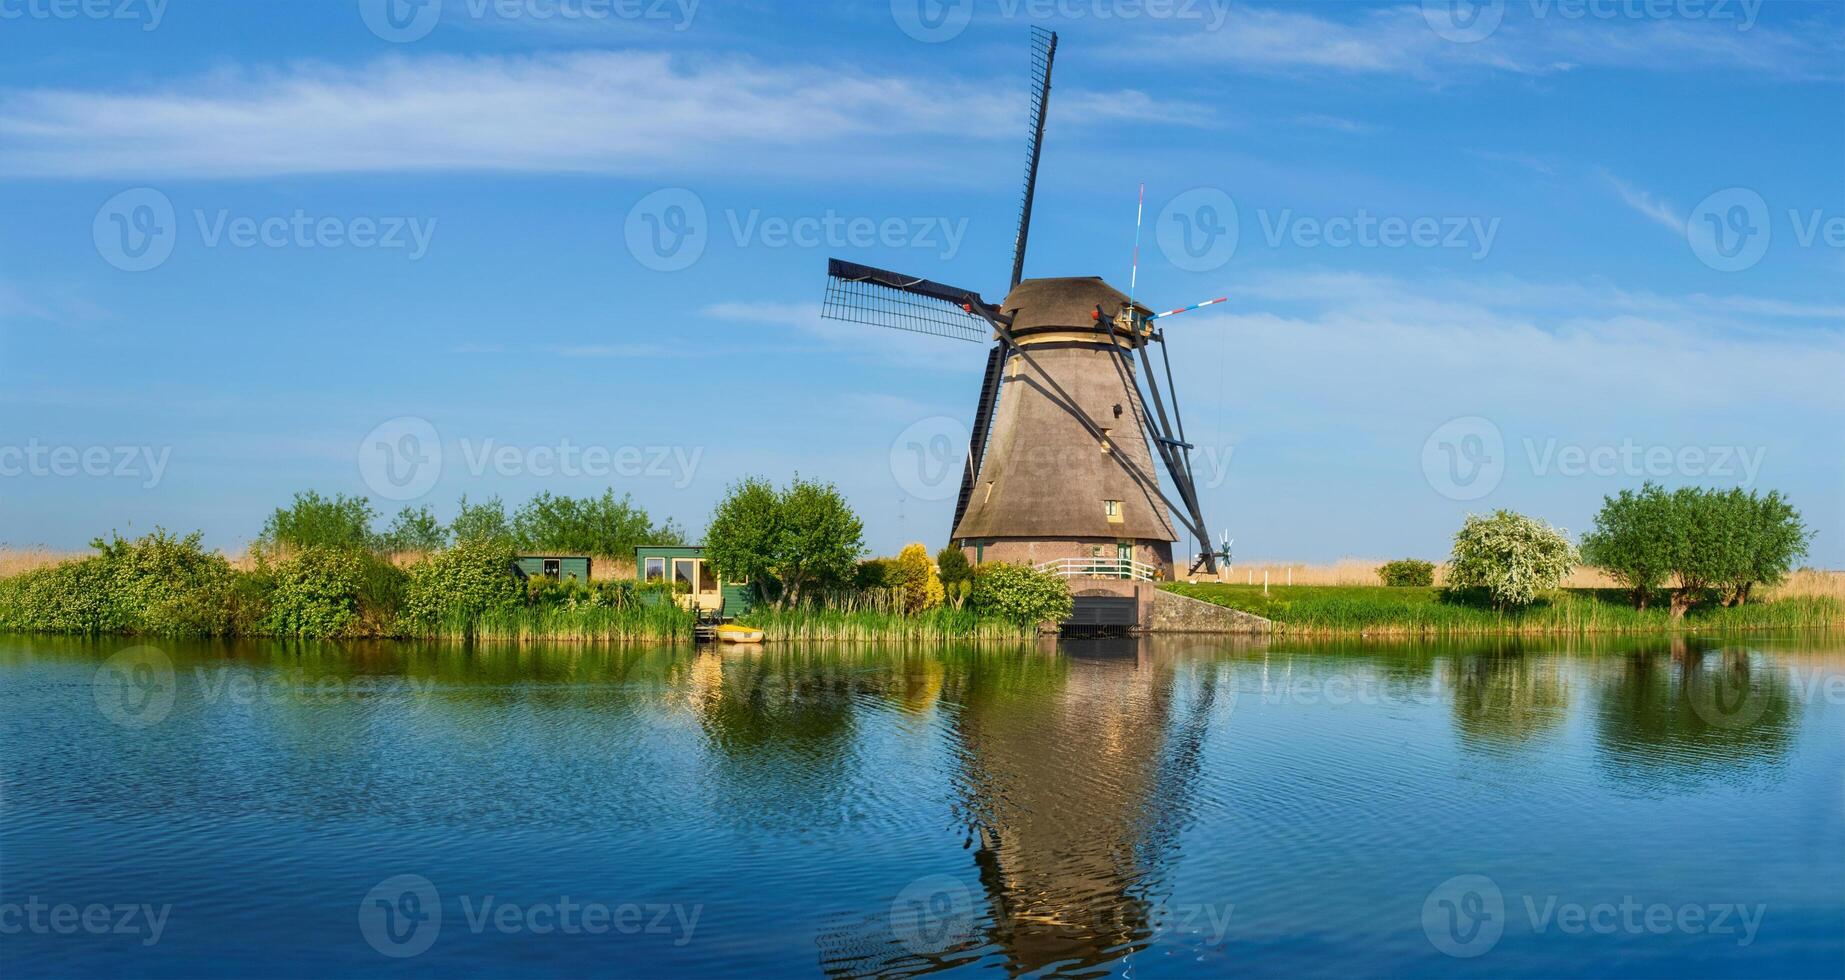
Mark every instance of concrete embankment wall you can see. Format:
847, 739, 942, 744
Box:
1144, 589, 1273, 634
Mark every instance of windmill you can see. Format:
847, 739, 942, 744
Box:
821, 28, 1224, 579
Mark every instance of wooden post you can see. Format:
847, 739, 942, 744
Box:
1263, 570, 1269, 596
1287, 567, 1292, 587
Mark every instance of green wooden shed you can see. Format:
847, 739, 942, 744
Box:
513, 555, 593, 582
634, 544, 754, 617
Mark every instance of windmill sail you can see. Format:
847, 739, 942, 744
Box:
1009, 27, 1057, 290
821, 258, 993, 343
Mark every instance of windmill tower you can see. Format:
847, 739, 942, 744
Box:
821, 29, 1222, 592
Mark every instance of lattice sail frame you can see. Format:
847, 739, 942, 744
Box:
821, 259, 993, 344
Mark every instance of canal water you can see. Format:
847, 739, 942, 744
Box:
2, 634, 1841, 978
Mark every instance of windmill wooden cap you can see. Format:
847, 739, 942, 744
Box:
1001, 277, 1152, 338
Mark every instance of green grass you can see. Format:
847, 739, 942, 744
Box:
1162, 583, 1845, 636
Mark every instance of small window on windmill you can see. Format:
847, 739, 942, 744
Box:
1105, 499, 1123, 523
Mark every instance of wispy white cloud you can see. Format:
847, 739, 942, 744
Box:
0, 52, 1203, 179
1174, 3, 1840, 81
1292, 113, 1377, 134
1601, 172, 1684, 234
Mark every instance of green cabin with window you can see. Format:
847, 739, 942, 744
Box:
513, 554, 592, 582
634, 545, 755, 617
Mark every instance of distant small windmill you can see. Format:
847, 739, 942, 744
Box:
822, 29, 1226, 577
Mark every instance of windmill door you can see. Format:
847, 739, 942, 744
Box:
1116, 542, 1132, 579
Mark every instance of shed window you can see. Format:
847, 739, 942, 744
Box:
696, 560, 718, 595
643, 557, 665, 583
672, 558, 697, 593
542, 558, 561, 580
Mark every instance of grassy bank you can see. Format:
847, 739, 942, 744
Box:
1163, 583, 1845, 635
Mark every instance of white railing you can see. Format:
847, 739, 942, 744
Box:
1034, 557, 1161, 582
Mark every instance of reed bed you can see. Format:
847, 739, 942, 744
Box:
403, 603, 695, 642
1164, 583, 1845, 636
737, 606, 1035, 642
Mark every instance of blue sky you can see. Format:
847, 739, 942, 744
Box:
1, 0, 1841, 566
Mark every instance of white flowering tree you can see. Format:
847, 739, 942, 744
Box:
1446, 510, 1578, 610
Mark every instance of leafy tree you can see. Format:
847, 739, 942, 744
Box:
1581, 483, 1678, 609
511, 490, 682, 556
936, 545, 974, 608
380, 505, 448, 555
704, 475, 864, 607
1724, 488, 1807, 605
890, 543, 945, 614
774, 477, 865, 605
1376, 559, 1435, 587
451, 494, 513, 546
257, 491, 378, 552
1446, 510, 1578, 611
971, 562, 1071, 627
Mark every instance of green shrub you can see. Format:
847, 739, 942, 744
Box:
936, 545, 973, 608
380, 505, 448, 554
260, 546, 400, 637
1446, 511, 1578, 610
399, 540, 523, 633
511, 490, 683, 557
0, 530, 237, 636
257, 490, 379, 552
854, 557, 895, 590
1376, 559, 1436, 587
971, 562, 1072, 627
